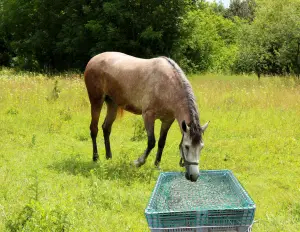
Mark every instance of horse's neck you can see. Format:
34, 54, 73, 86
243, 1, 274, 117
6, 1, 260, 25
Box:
175, 103, 192, 127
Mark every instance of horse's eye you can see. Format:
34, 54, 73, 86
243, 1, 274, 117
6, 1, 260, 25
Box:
185, 145, 189, 151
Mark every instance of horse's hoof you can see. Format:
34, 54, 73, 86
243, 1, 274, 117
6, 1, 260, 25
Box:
93, 155, 99, 162
154, 161, 161, 170
133, 159, 143, 168
106, 153, 112, 160
155, 165, 161, 171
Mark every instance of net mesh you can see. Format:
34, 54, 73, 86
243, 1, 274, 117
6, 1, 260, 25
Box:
152, 173, 247, 212
145, 170, 255, 229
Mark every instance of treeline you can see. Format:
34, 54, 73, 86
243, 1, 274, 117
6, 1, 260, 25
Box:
0, 0, 299, 75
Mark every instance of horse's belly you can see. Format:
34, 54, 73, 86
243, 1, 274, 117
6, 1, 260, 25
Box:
123, 104, 142, 115
104, 77, 145, 115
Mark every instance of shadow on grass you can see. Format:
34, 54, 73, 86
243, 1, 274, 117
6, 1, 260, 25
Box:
48, 154, 158, 184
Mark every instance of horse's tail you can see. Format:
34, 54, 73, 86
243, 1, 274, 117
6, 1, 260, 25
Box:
117, 107, 124, 118
104, 95, 124, 118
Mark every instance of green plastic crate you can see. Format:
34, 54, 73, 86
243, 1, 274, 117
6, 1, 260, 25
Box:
149, 226, 251, 232
145, 170, 255, 231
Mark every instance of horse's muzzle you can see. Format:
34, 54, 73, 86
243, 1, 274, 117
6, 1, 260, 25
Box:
180, 158, 199, 182
185, 172, 199, 182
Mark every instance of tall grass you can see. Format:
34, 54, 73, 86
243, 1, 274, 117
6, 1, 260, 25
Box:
0, 68, 299, 231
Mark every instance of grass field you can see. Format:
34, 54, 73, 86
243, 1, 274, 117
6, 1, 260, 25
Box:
0, 68, 300, 231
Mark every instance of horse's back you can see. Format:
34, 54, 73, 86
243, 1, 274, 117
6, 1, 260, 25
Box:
84, 52, 181, 117
85, 52, 162, 77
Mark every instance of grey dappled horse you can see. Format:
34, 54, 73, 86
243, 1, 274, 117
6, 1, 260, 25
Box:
84, 52, 209, 182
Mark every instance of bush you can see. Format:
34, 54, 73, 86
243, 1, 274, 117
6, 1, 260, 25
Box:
6, 200, 71, 231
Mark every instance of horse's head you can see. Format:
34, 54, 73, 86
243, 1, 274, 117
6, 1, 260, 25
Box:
179, 121, 209, 182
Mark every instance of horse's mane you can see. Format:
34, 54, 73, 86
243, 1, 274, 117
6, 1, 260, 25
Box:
163, 57, 202, 145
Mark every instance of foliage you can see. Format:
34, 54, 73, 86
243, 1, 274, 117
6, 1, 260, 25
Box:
234, 0, 300, 76
1, 0, 300, 76
0, 1, 11, 66
225, 0, 256, 22
131, 118, 147, 142
0, 0, 189, 71
6, 200, 71, 232
0, 0, 244, 73
174, 5, 240, 73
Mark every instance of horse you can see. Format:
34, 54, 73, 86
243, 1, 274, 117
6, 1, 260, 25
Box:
84, 52, 209, 182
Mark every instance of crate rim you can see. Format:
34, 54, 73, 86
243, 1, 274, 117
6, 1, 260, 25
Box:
145, 169, 256, 215
148, 224, 253, 230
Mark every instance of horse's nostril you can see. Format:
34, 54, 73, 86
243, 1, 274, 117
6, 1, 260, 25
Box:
190, 174, 199, 182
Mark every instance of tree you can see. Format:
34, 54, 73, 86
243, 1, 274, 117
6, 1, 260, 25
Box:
0, 0, 191, 71
173, 4, 240, 73
0, 1, 11, 66
234, 0, 300, 76
225, 0, 256, 22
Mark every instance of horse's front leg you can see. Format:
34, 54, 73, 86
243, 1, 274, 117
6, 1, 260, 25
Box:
154, 119, 174, 168
134, 111, 155, 167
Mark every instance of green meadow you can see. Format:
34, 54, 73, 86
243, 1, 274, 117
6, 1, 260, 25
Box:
0, 68, 300, 231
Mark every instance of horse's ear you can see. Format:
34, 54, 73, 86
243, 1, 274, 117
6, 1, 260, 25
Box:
201, 121, 210, 133
182, 120, 187, 133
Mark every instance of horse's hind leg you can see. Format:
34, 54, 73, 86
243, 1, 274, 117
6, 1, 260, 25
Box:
102, 97, 118, 159
90, 96, 104, 162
